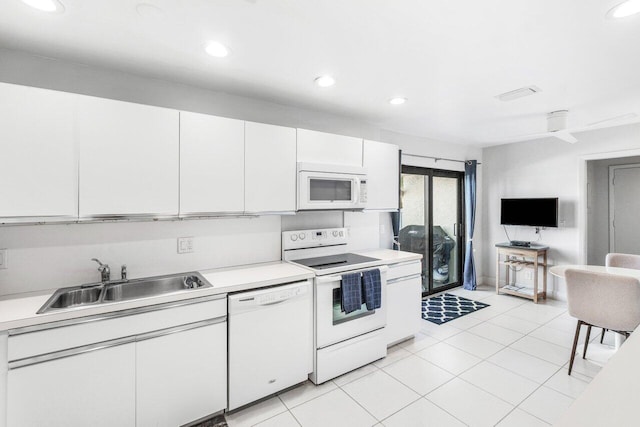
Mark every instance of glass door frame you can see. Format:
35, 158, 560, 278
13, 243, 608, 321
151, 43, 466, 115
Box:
401, 165, 465, 297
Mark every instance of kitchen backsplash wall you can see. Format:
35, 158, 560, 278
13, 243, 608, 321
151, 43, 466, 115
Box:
0, 212, 387, 297
0, 216, 280, 296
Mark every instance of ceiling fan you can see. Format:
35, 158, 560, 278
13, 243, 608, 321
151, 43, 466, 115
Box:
502, 110, 638, 144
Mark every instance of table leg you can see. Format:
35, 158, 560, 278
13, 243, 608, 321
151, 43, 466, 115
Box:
543, 251, 547, 300
533, 255, 539, 304
496, 250, 500, 294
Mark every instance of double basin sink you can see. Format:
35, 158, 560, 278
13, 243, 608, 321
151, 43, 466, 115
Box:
38, 272, 212, 314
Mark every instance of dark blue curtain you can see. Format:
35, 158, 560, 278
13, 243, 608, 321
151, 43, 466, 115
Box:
391, 212, 400, 250
463, 160, 477, 290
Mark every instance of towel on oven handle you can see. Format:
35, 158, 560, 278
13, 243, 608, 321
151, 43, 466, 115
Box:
341, 272, 363, 314
362, 269, 382, 310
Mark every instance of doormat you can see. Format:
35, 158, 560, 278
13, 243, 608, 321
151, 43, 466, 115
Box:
422, 293, 490, 325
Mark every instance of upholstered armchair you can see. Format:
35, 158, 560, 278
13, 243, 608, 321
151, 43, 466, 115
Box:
565, 269, 640, 375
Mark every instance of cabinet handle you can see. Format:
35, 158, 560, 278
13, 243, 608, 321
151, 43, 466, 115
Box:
387, 274, 422, 285
9, 294, 227, 336
8, 316, 226, 370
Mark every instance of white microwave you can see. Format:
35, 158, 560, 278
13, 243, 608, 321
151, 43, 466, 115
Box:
297, 163, 368, 211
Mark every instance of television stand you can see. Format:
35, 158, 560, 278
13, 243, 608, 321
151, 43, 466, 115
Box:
495, 243, 548, 303
510, 240, 531, 247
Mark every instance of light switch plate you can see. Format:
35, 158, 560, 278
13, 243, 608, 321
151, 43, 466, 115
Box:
0, 249, 7, 269
177, 237, 194, 254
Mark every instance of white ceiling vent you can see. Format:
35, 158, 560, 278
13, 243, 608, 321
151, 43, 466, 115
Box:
496, 86, 542, 102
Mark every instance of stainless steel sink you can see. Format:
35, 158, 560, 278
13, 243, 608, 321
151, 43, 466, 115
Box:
46, 285, 103, 310
37, 273, 212, 314
103, 275, 209, 302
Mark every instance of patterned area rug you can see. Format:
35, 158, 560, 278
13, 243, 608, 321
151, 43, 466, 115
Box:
422, 293, 490, 325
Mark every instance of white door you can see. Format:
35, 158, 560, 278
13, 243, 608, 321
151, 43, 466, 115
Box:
385, 275, 422, 345
7, 343, 136, 427
0, 83, 77, 218
180, 112, 245, 214
363, 140, 400, 210
136, 322, 227, 426
297, 128, 363, 166
77, 95, 179, 216
244, 122, 296, 213
610, 164, 640, 254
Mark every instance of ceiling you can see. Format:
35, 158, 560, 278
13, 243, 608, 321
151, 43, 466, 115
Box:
1, 0, 639, 146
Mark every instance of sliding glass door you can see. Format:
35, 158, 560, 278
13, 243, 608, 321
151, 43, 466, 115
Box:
400, 166, 464, 296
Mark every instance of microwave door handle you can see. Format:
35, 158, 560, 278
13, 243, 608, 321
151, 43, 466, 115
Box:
354, 177, 360, 203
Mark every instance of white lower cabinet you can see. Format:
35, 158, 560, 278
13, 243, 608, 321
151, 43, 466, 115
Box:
5, 298, 227, 427
7, 343, 136, 427
136, 322, 227, 427
386, 261, 422, 345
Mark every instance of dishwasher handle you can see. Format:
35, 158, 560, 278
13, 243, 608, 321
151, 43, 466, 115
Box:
229, 280, 311, 313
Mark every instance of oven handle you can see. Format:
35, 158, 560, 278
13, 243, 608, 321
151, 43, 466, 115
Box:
315, 265, 388, 285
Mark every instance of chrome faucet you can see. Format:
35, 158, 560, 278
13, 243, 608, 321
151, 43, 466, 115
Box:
91, 258, 111, 283
121, 264, 127, 280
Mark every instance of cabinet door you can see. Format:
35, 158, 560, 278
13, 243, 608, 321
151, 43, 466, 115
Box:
136, 322, 227, 426
386, 276, 422, 345
77, 96, 179, 216
297, 128, 363, 167
0, 83, 77, 218
245, 122, 296, 213
180, 112, 244, 214
7, 343, 136, 427
363, 140, 400, 210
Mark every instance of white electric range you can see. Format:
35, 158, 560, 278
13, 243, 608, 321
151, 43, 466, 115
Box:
282, 227, 388, 384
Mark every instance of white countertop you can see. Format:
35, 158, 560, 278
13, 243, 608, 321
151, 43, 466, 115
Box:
0, 250, 417, 331
0, 261, 314, 331
356, 249, 423, 264
555, 330, 640, 426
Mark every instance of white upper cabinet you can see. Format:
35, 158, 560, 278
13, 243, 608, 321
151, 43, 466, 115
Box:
363, 140, 400, 210
179, 112, 245, 214
297, 128, 363, 167
77, 96, 179, 216
0, 83, 77, 218
244, 122, 296, 213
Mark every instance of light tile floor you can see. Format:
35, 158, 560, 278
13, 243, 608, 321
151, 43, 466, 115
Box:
225, 285, 618, 427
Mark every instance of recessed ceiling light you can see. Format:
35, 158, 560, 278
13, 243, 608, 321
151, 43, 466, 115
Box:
389, 97, 407, 105
314, 75, 335, 88
20, 0, 64, 13
607, 0, 640, 18
205, 41, 229, 58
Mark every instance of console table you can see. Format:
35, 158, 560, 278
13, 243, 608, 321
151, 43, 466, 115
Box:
495, 243, 548, 303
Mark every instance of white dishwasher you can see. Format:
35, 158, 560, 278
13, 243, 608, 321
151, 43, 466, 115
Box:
228, 280, 313, 411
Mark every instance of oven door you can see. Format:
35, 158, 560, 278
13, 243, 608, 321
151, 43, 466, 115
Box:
298, 171, 365, 210
315, 266, 387, 348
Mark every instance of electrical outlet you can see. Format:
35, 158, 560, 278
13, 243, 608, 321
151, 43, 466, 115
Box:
0, 249, 7, 269
379, 224, 386, 234
525, 270, 533, 280
177, 237, 194, 254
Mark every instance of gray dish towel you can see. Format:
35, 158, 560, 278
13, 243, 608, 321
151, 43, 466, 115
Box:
362, 269, 382, 310
341, 272, 363, 314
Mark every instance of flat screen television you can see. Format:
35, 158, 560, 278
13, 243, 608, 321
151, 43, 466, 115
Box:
500, 198, 558, 228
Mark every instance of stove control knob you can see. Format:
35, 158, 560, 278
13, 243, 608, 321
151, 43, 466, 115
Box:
332, 231, 338, 237
299, 233, 306, 240
339, 231, 344, 237
290, 234, 298, 241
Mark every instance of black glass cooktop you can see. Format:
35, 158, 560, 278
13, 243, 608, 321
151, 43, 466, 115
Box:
292, 253, 379, 270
